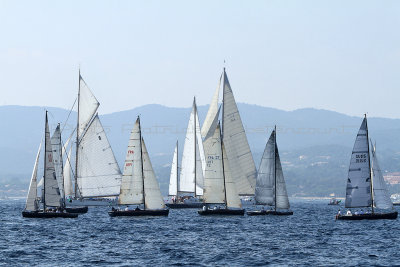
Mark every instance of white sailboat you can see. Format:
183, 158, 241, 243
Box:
22, 111, 78, 218
247, 127, 293, 216
69, 72, 122, 207
202, 69, 257, 196
336, 115, 397, 220
109, 117, 169, 216
198, 122, 244, 215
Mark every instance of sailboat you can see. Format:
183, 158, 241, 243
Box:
166, 98, 205, 209
247, 127, 293, 216
336, 115, 398, 220
22, 112, 78, 218
201, 68, 257, 199
108, 117, 169, 217
198, 122, 244, 216
68, 72, 122, 207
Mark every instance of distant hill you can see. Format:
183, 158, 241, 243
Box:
1, 104, 400, 197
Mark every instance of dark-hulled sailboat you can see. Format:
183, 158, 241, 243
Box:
108, 117, 169, 217
22, 112, 78, 218
336, 115, 397, 220
247, 127, 293, 216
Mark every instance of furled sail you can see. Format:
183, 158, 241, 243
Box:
25, 141, 42, 211
63, 148, 73, 196
275, 145, 290, 209
345, 117, 372, 208
118, 118, 143, 205
44, 114, 61, 207
203, 123, 225, 204
371, 142, 393, 210
77, 115, 122, 197
222, 69, 257, 195
168, 141, 178, 196
222, 143, 242, 209
142, 138, 165, 210
255, 131, 275, 206
51, 125, 65, 199
201, 73, 222, 138
179, 99, 205, 195
78, 75, 99, 137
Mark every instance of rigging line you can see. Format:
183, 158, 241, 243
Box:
61, 97, 77, 134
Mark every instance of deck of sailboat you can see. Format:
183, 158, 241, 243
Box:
22, 210, 79, 218
247, 210, 293, 216
336, 211, 398, 220
108, 209, 169, 217
198, 208, 245, 216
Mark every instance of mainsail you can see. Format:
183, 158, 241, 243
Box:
118, 118, 143, 205
345, 117, 372, 208
25, 141, 42, 211
179, 99, 205, 195
44, 113, 61, 208
222, 69, 257, 195
371, 142, 393, 210
168, 141, 179, 196
77, 115, 122, 197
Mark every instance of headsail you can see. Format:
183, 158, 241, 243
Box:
345, 117, 372, 208
77, 115, 122, 197
371, 142, 393, 210
51, 124, 65, 200
78, 75, 99, 137
118, 118, 143, 205
275, 144, 290, 209
201, 73, 222, 138
63, 147, 73, 196
222, 143, 242, 209
168, 141, 179, 196
222, 69, 257, 195
25, 141, 42, 211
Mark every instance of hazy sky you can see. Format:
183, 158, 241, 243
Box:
1, 1, 399, 118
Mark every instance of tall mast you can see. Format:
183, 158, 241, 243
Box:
43, 111, 48, 212
365, 114, 374, 213
138, 116, 146, 210
194, 97, 197, 198
221, 68, 225, 138
220, 124, 228, 208
274, 126, 277, 212
176, 140, 179, 198
75, 69, 80, 199
58, 123, 65, 209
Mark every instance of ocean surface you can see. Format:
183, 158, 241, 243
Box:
1, 199, 400, 266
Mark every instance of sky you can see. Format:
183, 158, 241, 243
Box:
0, 0, 399, 118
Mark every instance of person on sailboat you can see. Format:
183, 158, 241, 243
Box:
125, 206, 129, 211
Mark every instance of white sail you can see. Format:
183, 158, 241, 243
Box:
63, 148, 73, 196
142, 138, 165, 210
345, 117, 372, 208
62, 134, 72, 158
25, 141, 42, 211
51, 125, 65, 199
168, 141, 178, 196
222, 143, 242, 209
118, 118, 143, 205
203, 123, 225, 204
44, 115, 61, 207
222, 69, 257, 195
201, 73, 222, 138
37, 177, 43, 188
77, 115, 122, 197
275, 145, 290, 209
203, 105, 221, 142
78, 75, 99, 137
255, 131, 275, 206
179, 99, 204, 195
371, 142, 393, 210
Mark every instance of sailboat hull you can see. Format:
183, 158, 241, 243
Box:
65, 206, 88, 214
67, 198, 116, 207
22, 211, 78, 218
108, 209, 169, 217
336, 211, 398, 220
247, 210, 293, 216
198, 208, 245, 216
166, 203, 204, 209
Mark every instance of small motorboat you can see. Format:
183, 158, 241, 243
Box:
328, 198, 341, 205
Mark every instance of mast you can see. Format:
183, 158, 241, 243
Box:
274, 126, 277, 212
58, 123, 65, 209
221, 68, 225, 138
365, 114, 374, 213
138, 116, 145, 210
176, 140, 179, 198
194, 97, 197, 198
75, 69, 80, 199
220, 124, 228, 208
43, 111, 48, 212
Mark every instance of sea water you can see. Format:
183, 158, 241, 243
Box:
1, 199, 399, 266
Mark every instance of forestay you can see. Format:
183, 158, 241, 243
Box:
25, 142, 42, 211
118, 118, 143, 205
168, 142, 178, 196
371, 142, 393, 210
222, 144, 242, 209
77, 115, 122, 197
345, 118, 372, 208
222, 70, 257, 195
